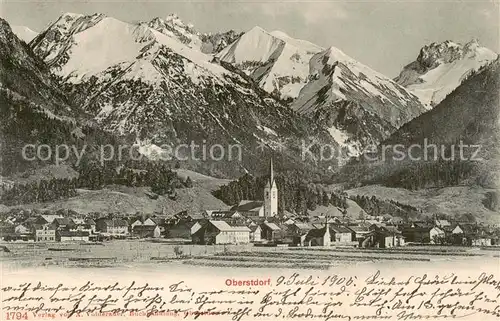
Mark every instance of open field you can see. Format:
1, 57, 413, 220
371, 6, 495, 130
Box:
1, 240, 498, 272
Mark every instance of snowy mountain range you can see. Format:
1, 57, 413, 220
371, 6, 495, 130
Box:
395, 39, 498, 108
25, 13, 338, 176
4, 12, 497, 175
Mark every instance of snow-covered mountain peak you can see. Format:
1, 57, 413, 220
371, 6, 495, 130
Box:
269, 30, 289, 38
216, 25, 323, 99
291, 45, 425, 156
61, 12, 84, 18
322, 46, 353, 64
313, 46, 400, 84
30, 13, 109, 70
53, 12, 105, 32
395, 39, 498, 107
248, 26, 267, 33
11, 25, 38, 43
151, 14, 194, 31
295, 46, 423, 116
217, 26, 285, 65
147, 15, 201, 49
270, 30, 323, 53
57, 12, 85, 22
464, 38, 479, 49
30, 12, 239, 88
165, 13, 181, 23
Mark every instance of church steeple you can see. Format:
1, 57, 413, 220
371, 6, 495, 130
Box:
263, 158, 278, 217
269, 158, 274, 187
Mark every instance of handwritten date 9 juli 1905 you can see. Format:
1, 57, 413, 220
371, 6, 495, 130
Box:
1, 271, 499, 321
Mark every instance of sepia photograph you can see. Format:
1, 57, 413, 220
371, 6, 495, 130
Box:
0, 0, 499, 320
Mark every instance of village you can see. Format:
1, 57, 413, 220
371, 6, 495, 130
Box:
1, 161, 499, 249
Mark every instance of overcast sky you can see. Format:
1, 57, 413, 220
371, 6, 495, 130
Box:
2, 0, 498, 77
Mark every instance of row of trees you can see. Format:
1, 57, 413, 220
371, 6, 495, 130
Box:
74, 159, 189, 191
0, 178, 77, 205
0, 160, 194, 205
350, 194, 420, 219
382, 159, 477, 191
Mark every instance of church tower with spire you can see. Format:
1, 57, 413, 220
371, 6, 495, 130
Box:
264, 158, 278, 217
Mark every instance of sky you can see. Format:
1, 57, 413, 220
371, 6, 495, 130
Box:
1, 0, 498, 77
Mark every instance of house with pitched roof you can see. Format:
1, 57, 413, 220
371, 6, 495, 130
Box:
260, 222, 283, 242
35, 224, 56, 242
349, 225, 371, 244
330, 225, 354, 244
96, 218, 129, 236
51, 217, 76, 231
249, 225, 262, 242
131, 218, 143, 229
191, 220, 250, 244
287, 222, 314, 246
209, 210, 247, 226
459, 224, 495, 246
231, 201, 265, 217
305, 225, 331, 247
167, 219, 201, 239
401, 223, 445, 244
132, 225, 161, 238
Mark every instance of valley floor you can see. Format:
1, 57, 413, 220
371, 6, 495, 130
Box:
1, 240, 497, 271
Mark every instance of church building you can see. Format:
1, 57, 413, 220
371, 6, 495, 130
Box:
230, 158, 278, 218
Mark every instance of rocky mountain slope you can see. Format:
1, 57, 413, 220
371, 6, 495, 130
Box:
29, 13, 337, 177
216, 26, 324, 100
0, 19, 73, 117
148, 14, 241, 54
291, 46, 426, 157
395, 39, 498, 108
336, 58, 500, 191
0, 18, 120, 176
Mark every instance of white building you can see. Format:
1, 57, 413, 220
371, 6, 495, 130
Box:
429, 227, 446, 244
250, 225, 262, 242
35, 225, 56, 242
58, 231, 90, 242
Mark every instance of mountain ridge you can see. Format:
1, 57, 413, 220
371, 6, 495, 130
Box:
216, 25, 324, 100
290, 45, 426, 157
335, 58, 500, 191
395, 39, 498, 108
